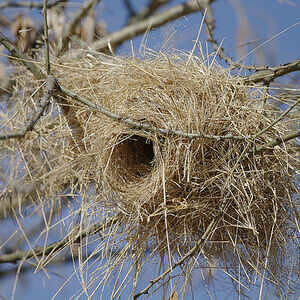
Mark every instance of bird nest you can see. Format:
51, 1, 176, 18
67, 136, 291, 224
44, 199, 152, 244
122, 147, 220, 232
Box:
1, 51, 299, 293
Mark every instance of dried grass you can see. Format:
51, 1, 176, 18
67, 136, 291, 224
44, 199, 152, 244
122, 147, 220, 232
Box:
0, 50, 299, 296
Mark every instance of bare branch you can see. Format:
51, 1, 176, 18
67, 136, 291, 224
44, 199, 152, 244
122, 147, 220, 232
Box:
0, 75, 60, 140
124, 0, 137, 19
244, 58, 300, 84
203, 3, 265, 71
128, 0, 170, 24
0, 0, 67, 10
253, 130, 300, 153
90, 0, 209, 52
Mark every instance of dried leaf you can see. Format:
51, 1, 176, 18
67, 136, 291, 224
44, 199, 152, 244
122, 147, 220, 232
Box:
11, 14, 36, 53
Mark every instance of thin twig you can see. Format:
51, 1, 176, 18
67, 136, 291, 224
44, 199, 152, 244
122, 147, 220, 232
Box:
0, 214, 121, 264
128, 0, 169, 24
0, 0, 67, 9
0, 76, 60, 140
43, 0, 51, 74
124, 0, 137, 19
59, 0, 102, 56
0, 251, 99, 278
134, 216, 221, 299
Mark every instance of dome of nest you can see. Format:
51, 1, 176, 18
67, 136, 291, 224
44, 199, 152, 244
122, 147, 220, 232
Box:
55, 53, 298, 282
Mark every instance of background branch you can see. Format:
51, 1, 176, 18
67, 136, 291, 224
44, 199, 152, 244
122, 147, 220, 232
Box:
0, 0, 67, 9
203, 2, 265, 71
89, 0, 208, 53
128, 0, 170, 24
123, 0, 137, 19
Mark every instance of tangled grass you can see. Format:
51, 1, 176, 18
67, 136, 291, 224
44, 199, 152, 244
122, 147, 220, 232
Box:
0, 50, 299, 298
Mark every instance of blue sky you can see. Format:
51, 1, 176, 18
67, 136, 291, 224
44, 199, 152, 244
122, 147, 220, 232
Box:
0, 0, 299, 299
100, 0, 300, 65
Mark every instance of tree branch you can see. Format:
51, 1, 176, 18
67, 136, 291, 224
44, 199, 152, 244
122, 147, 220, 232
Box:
244, 58, 300, 84
203, 2, 265, 71
89, 0, 208, 52
128, 0, 170, 24
124, 0, 137, 19
59, 85, 249, 141
253, 130, 300, 153
0, 0, 67, 9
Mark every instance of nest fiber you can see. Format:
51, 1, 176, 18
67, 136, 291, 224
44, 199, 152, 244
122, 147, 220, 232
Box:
2, 51, 298, 288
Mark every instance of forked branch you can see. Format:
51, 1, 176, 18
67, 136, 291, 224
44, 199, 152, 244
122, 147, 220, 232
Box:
253, 130, 300, 153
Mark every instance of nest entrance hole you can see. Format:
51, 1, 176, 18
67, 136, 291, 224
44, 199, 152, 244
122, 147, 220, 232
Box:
113, 134, 155, 179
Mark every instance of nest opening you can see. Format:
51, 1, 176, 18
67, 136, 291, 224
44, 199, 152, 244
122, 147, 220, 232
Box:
112, 134, 155, 180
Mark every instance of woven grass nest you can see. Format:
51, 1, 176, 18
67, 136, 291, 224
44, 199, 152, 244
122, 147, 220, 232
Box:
2, 51, 299, 291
